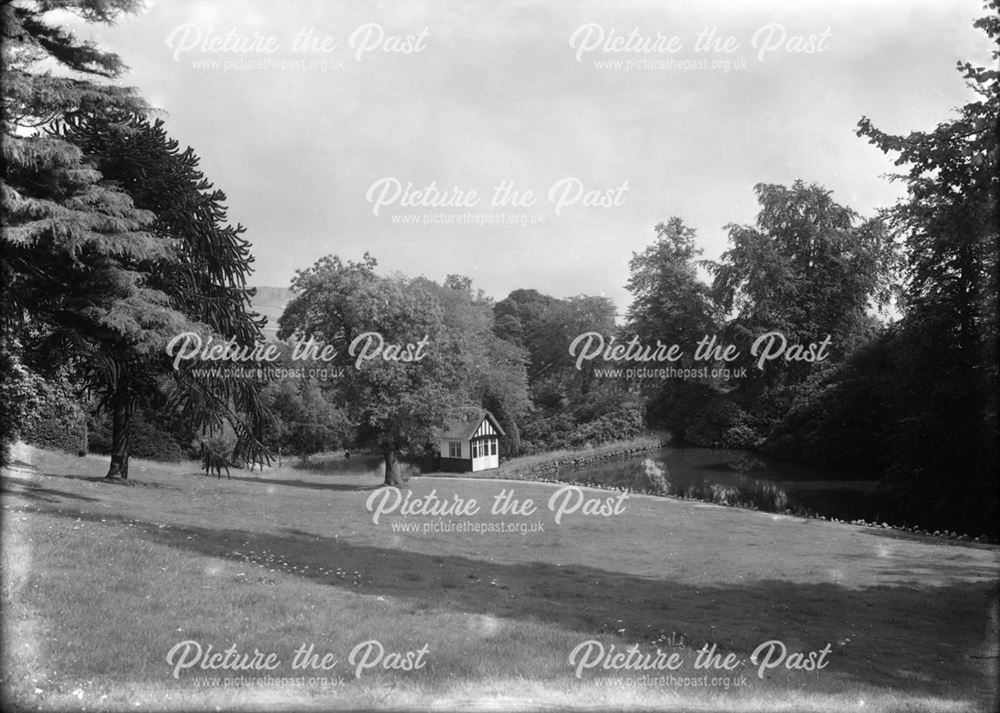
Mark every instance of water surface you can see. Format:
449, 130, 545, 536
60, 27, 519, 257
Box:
548, 447, 890, 523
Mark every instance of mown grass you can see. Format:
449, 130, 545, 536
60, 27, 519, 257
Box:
1, 442, 998, 711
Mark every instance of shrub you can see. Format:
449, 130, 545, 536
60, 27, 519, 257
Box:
20, 379, 87, 455
566, 402, 644, 447
646, 381, 716, 439
0, 345, 45, 464
521, 412, 576, 451
682, 394, 747, 447
88, 408, 187, 462
720, 422, 762, 450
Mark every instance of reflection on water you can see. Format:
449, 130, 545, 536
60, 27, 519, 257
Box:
551, 447, 889, 522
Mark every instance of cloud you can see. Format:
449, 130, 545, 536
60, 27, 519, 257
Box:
82, 0, 990, 311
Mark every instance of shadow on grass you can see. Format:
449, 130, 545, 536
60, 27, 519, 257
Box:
290, 454, 382, 472
46, 473, 187, 491
9, 495, 999, 707
225, 474, 383, 492
0, 479, 101, 503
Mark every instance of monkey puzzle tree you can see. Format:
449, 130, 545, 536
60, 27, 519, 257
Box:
2, 0, 157, 474
57, 112, 271, 477
1, 0, 270, 477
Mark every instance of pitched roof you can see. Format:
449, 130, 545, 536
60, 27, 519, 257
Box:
439, 407, 506, 441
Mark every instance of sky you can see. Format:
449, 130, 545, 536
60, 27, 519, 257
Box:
70, 0, 993, 316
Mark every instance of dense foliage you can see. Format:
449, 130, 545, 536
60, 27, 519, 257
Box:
278, 255, 530, 485
18, 374, 88, 456
850, 3, 999, 531
493, 288, 640, 452
1, 1, 270, 476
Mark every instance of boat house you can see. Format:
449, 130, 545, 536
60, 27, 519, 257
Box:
438, 408, 504, 472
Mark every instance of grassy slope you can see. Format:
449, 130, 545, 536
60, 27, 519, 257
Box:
2, 443, 998, 712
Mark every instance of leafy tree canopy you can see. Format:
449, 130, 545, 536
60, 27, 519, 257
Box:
706, 181, 897, 388
626, 217, 715, 351
278, 255, 528, 485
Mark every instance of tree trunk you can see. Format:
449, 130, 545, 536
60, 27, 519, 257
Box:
105, 388, 130, 480
507, 419, 521, 457
383, 447, 404, 487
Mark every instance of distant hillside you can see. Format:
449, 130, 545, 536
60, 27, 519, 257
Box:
250, 286, 293, 340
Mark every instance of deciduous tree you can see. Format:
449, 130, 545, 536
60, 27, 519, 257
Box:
278, 256, 494, 486
855, 0, 998, 530
706, 181, 896, 388
626, 217, 715, 346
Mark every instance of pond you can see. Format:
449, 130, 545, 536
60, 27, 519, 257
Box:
544, 447, 893, 524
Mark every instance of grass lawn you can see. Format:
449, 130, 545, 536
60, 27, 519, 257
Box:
2, 442, 998, 711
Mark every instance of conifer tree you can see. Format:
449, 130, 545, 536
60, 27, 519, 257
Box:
2, 1, 270, 476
